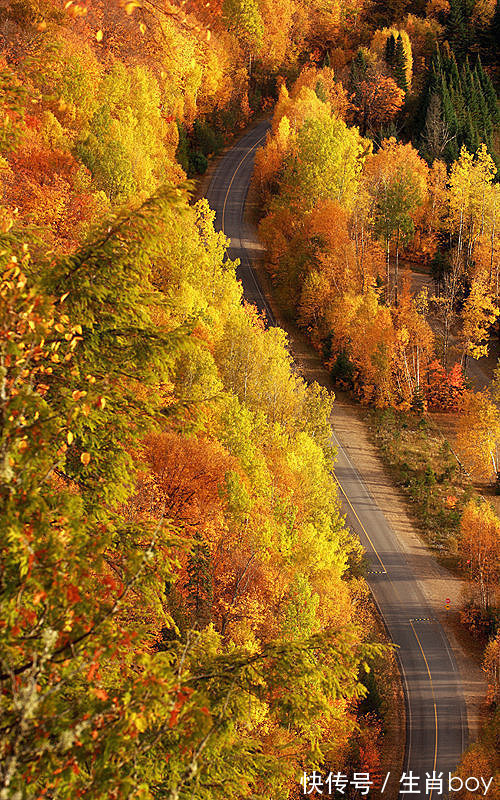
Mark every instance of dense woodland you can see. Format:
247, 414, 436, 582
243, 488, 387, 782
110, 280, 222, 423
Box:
0, 0, 499, 797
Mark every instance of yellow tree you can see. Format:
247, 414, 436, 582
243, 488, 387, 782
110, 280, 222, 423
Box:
441, 146, 497, 364
253, 115, 291, 204
347, 286, 396, 406
458, 501, 500, 611
484, 182, 500, 299
459, 277, 499, 372
282, 107, 369, 213
364, 138, 428, 303
448, 144, 497, 269
456, 391, 500, 481
393, 284, 434, 408
483, 631, 500, 704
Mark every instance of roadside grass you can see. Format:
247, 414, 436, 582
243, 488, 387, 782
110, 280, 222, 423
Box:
365, 408, 476, 570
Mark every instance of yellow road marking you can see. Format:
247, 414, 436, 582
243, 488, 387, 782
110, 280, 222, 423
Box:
333, 476, 387, 573
221, 133, 267, 235
410, 620, 439, 798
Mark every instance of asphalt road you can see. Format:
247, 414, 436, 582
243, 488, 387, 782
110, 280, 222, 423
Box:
205, 120, 468, 797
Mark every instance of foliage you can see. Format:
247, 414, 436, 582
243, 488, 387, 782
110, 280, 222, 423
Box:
458, 500, 500, 612
426, 360, 467, 410
419, 48, 499, 166
456, 390, 500, 481
3, 0, 499, 794
0, 170, 381, 796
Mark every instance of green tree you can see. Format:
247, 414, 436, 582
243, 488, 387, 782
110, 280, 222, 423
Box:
385, 33, 396, 67
394, 34, 408, 93
222, 0, 264, 71
282, 110, 369, 212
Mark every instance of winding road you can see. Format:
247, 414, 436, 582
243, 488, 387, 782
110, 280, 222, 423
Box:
205, 120, 468, 797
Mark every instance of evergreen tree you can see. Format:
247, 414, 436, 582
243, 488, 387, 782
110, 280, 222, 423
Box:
394, 34, 408, 93
350, 48, 369, 88
441, 76, 458, 134
464, 111, 480, 152
447, 0, 468, 59
385, 33, 396, 67
419, 46, 499, 166
186, 533, 213, 625
475, 57, 500, 124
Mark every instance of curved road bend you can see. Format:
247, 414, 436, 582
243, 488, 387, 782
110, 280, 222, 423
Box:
205, 121, 468, 796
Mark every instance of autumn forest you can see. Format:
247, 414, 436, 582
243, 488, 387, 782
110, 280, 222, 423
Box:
0, 0, 499, 798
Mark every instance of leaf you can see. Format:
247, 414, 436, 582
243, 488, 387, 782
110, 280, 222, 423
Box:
80, 452, 91, 466
96, 30, 103, 42
123, 0, 142, 14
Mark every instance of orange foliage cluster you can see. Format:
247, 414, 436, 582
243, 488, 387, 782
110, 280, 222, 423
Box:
426, 360, 467, 410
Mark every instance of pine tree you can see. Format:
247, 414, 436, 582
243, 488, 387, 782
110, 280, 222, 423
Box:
475, 57, 500, 124
394, 34, 408, 93
385, 33, 396, 67
350, 48, 368, 88
464, 111, 480, 154
441, 76, 458, 134
474, 74, 493, 144
420, 47, 498, 167
448, 0, 468, 58
186, 533, 213, 625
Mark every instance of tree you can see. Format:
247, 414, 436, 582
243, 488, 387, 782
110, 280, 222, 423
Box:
364, 138, 428, 302
385, 33, 396, 66
458, 501, 500, 611
437, 144, 496, 365
459, 277, 499, 371
0, 203, 185, 797
0, 68, 26, 154
222, 0, 264, 71
420, 47, 499, 167
282, 110, 369, 212
426, 360, 467, 410
393, 285, 434, 407
422, 93, 455, 162
394, 34, 408, 92
370, 27, 413, 88
447, 0, 469, 58
483, 631, 500, 704
0, 185, 382, 797
350, 48, 369, 87
456, 391, 500, 481
356, 77, 405, 136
